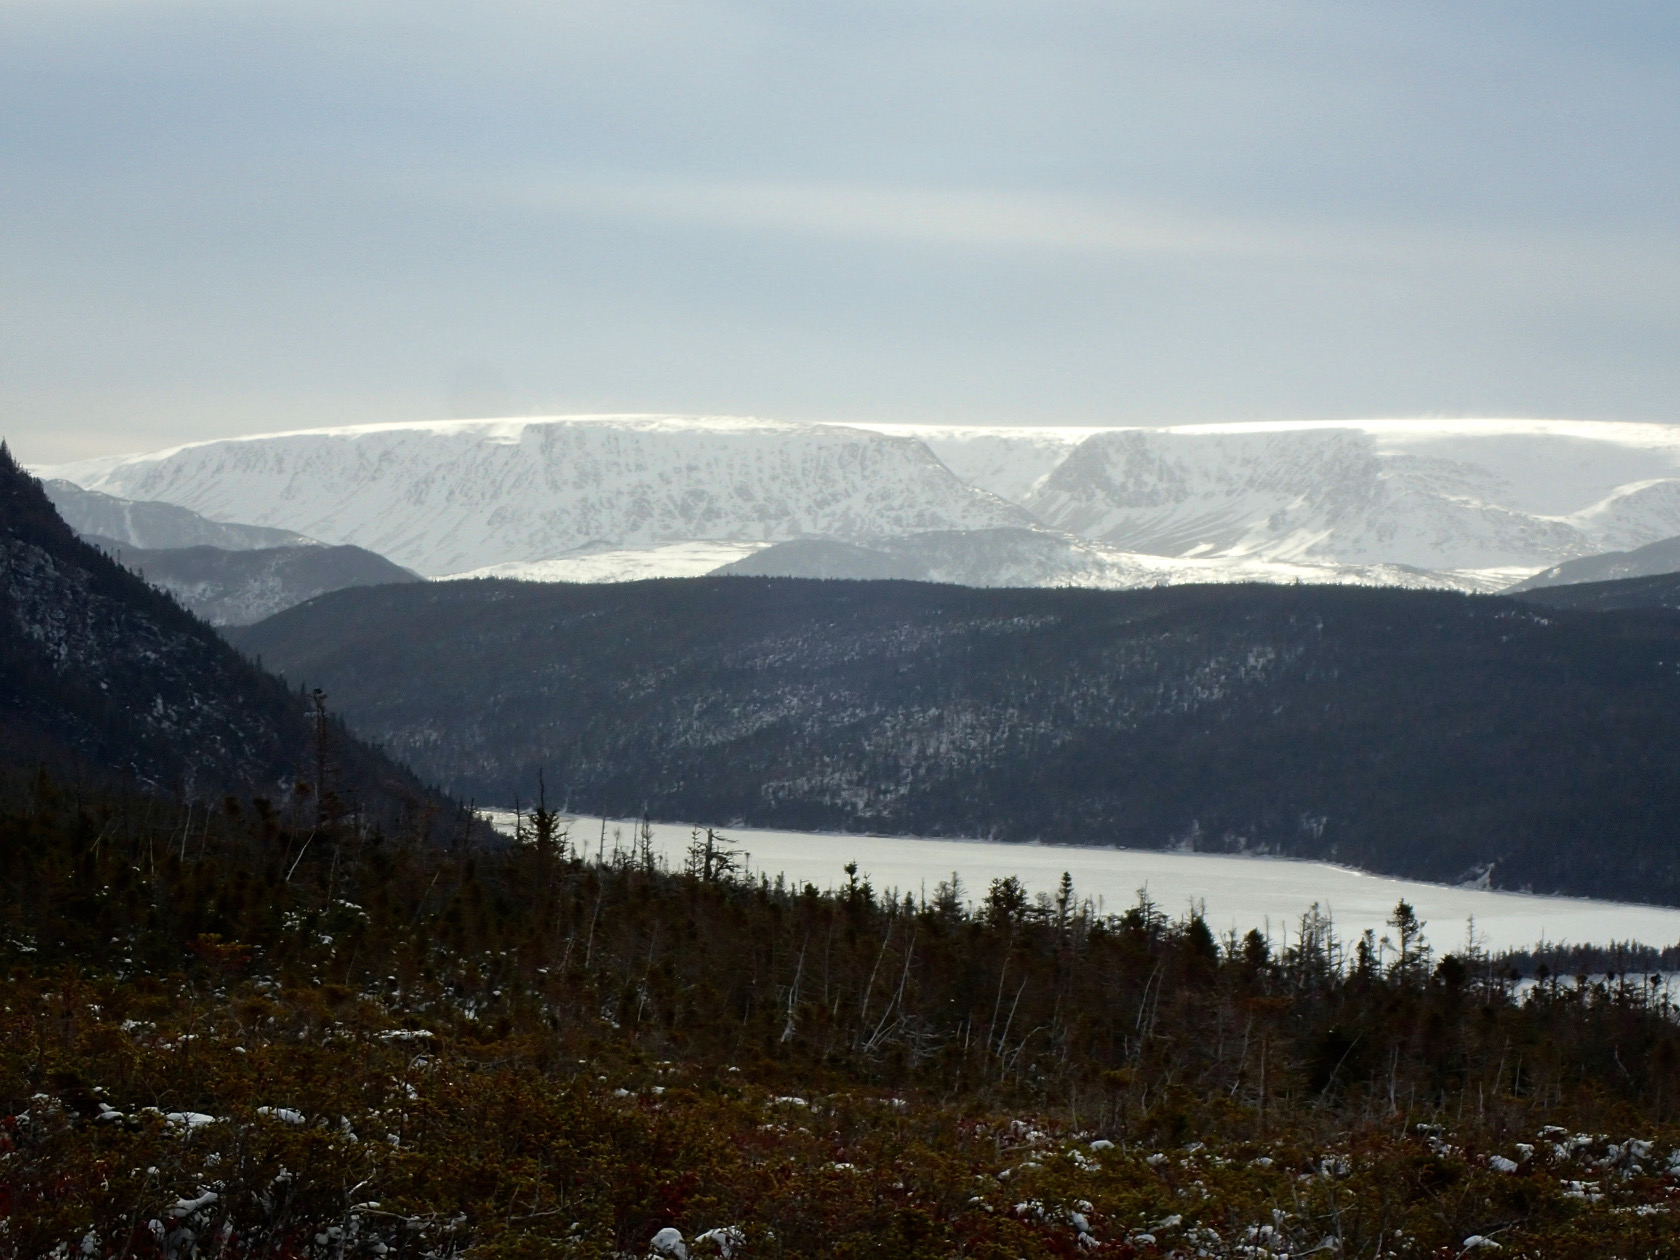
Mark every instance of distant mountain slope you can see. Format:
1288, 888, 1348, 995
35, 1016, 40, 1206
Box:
866, 418, 1680, 572
0, 444, 452, 820
1512, 571, 1680, 613
719, 539, 925, 580
43, 417, 1029, 577
44, 479, 316, 550
232, 576, 1680, 905
1507, 534, 1680, 592
1021, 422, 1680, 571
87, 541, 421, 625
45, 416, 1680, 587
714, 528, 1489, 590
849, 424, 1103, 504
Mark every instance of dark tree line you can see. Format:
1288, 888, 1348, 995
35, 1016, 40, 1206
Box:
4, 768, 1678, 1134
7, 771, 1680, 1257
236, 575, 1680, 904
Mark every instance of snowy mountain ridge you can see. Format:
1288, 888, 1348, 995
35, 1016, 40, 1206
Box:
40, 414, 1680, 588
860, 419, 1680, 572
44, 416, 1028, 578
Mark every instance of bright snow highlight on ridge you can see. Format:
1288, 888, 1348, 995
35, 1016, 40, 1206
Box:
39, 414, 1680, 589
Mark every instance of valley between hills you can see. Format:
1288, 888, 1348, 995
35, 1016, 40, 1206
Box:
9, 432, 1680, 1258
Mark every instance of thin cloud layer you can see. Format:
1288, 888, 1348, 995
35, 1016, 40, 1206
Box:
3, 1, 1677, 461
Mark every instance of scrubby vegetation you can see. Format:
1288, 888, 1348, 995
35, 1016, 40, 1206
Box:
3, 775, 1680, 1258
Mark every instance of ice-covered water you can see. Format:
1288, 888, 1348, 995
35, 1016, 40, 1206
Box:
483, 812, 1680, 954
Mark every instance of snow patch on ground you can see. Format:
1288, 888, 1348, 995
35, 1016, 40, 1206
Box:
438, 541, 773, 584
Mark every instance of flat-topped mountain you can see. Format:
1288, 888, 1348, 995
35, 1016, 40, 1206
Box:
44, 416, 1680, 589
44, 416, 1028, 578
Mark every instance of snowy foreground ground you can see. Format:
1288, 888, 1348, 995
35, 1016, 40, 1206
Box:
481, 812, 1680, 954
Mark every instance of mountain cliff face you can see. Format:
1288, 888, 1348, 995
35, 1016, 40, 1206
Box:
89, 541, 421, 626
232, 575, 1680, 905
46, 417, 1029, 577
0, 445, 449, 818
1018, 424, 1680, 570
45, 416, 1680, 587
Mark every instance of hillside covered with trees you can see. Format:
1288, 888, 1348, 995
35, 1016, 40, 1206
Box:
0, 445, 464, 834
1513, 570, 1680, 613
235, 576, 1680, 905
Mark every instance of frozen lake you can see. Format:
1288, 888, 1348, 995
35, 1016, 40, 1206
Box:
482, 811, 1680, 955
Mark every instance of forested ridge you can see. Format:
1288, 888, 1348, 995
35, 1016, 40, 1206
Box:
0, 444, 464, 831
5, 773, 1680, 1257
235, 576, 1680, 904
1512, 569, 1680, 613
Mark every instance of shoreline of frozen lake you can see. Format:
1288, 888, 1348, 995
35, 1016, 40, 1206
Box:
479, 811, 1680, 955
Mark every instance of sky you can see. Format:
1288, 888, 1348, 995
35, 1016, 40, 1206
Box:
4, 1, 1679, 464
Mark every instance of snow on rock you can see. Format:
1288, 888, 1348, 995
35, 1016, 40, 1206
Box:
693, 1226, 745, 1257
166, 1191, 219, 1219
649, 1226, 689, 1258
163, 1112, 218, 1130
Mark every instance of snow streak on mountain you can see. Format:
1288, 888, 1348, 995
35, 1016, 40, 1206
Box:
42, 416, 1680, 589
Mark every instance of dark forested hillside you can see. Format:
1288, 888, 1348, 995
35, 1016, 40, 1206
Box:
88, 539, 420, 625
0, 445, 456, 827
1508, 533, 1680, 592
234, 576, 1680, 905
1513, 569, 1680, 612
43, 477, 315, 550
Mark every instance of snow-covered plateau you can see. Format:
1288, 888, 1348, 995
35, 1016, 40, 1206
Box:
41, 414, 1680, 589
487, 813, 1680, 954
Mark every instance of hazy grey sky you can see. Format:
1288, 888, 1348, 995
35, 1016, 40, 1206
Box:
5, 1, 1678, 463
